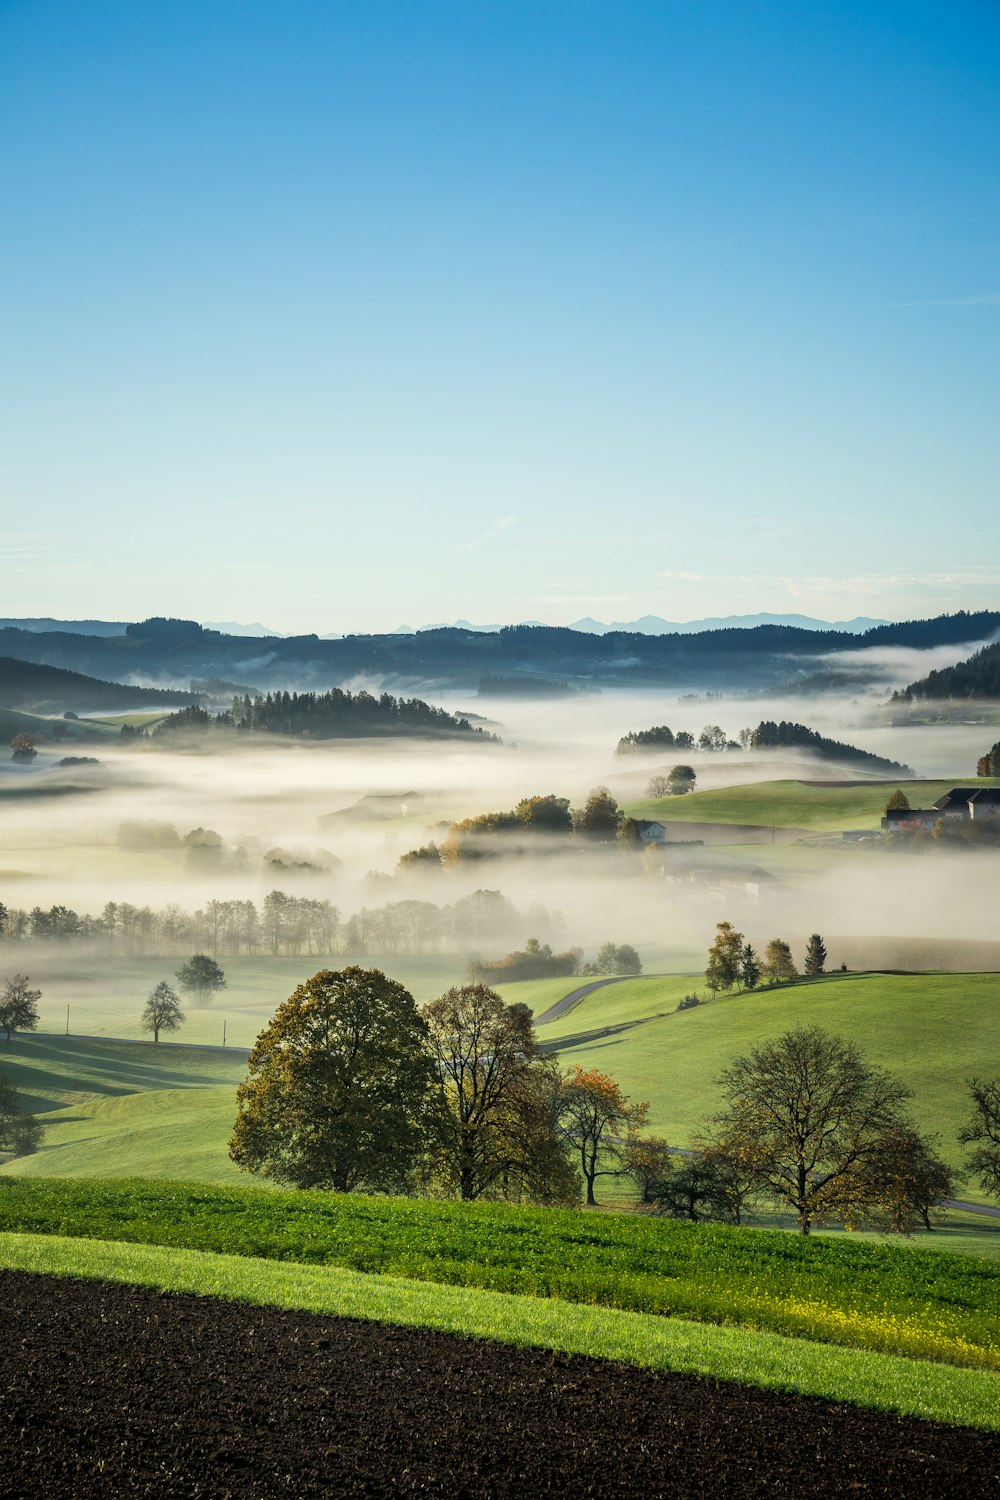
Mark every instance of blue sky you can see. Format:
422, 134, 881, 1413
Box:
2, 0, 998, 631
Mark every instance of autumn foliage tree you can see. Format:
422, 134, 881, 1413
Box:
762, 938, 798, 983
230, 967, 436, 1193
705, 921, 744, 994
421, 985, 574, 1204
557, 1065, 649, 1205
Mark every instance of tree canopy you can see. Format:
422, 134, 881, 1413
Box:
711, 1026, 920, 1233
230, 967, 436, 1192
142, 981, 185, 1044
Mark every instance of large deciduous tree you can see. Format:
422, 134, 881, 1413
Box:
711, 1026, 918, 1234
667, 764, 696, 795
959, 1077, 1000, 1200
422, 985, 575, 1204
230, 967, 435, 1193
0, 974, 41, 1042
142, 981, 185, 1044
557, 1065, 648, 1206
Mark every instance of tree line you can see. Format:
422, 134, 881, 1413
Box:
0, 888, 559, 960
220, 966, 1000, 1235
702, 921, 832, 993
616, 718, 911, 775
146, 688, 496, 742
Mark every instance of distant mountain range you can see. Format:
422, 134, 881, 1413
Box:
0, 611, 993, 697
567, 612, 888, 635
392, 613, 888, 635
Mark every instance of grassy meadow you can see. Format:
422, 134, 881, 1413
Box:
1, 1178, 998, 1376
626, 776, 1000, 831
525, 970, 1000, 1165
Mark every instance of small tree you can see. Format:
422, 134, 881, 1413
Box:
0, 974, 41, 1042
865, 1128, 958, 1232
958, 1077, 1000, 1200
573, 787, 623, 841
667, 764, 696, 795
617, 817, 642, 851
740, 942, 760, 991
594, 942, 642, 975
10, 734, 36, 762
175, 954, 227, 1000
705, 921, 744, 994
803, 933, 827, 976
642, 1146, 753, 1225
762, 938, 797, 983
142, 981, 185, 1044
646, 775, 671, 798
0, 1076, 42, 1157
977, 743, 1000, 778
885, 789, 911, 813
558, 1065, 649, 1206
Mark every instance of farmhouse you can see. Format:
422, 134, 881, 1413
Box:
632, 819, 669, 845
881, 787, 1000, 835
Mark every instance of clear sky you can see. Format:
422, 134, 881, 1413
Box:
2, 1, 998, 632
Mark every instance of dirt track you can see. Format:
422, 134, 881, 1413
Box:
2, 1270, 998, 1497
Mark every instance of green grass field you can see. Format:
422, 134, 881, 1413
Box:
5, 1231, 997, 1430
1, 1178, 997, 1373
531, 971, 999, 1164
626, 777, 1000, 831
28, 953, 472, 1048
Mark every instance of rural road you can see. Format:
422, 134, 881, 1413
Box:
533, 973, 674, 1026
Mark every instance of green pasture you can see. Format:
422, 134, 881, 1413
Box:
537, 971, 999, 1165
626, 777, 1000, 831
28, 953, 471, 1048
0, 1178, 998, 1376
4, 1233, 997, 1431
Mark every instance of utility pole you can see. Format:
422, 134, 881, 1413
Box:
223, 1018, 227, 1048
65, 1004, 70, 1036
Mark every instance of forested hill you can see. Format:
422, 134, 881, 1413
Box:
154, 688, 494, 742
894, 640, 1000, 701
0, 610, 997, 693
0, 656, 200, 714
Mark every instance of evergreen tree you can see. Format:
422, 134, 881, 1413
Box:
804, 933, 827, 976
740, 942, 761, 991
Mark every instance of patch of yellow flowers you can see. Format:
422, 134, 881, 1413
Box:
735, 1291, 998, 1371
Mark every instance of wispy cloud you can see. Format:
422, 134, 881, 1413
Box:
454, 515, 517, 553
890, 293, 1000, 307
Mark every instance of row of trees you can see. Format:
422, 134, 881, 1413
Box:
0, 889, 559, 960
617, 720, 910, 775
150, 689, 493, 742
617, 725, 746, 755
435, 788, 627, 864
704, 922, 829, 993
226, 968, 1000, 1234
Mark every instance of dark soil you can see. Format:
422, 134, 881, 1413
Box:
2, 1270, 998, 1498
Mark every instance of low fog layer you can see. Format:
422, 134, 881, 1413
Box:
1, 684, 997, 1033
